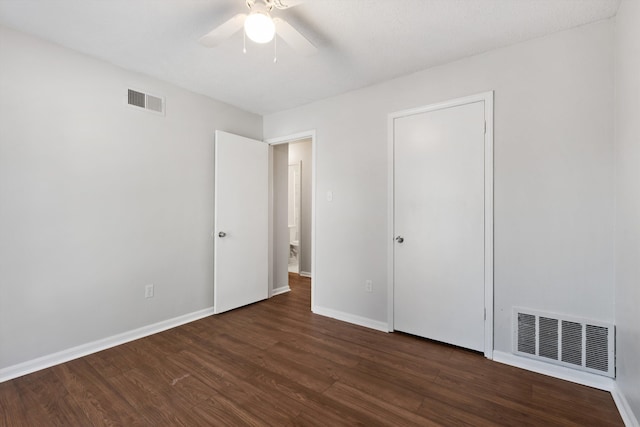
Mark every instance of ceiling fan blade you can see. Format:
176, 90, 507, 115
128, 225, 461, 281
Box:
273, 18, 317, 56
199, 14, 247, 48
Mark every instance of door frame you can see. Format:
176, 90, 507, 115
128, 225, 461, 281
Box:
387, 92, 494, 359
265, 130, 316, 308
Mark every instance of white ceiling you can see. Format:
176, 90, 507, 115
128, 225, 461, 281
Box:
0, 0, 621, 115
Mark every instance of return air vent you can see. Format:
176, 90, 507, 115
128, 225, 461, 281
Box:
127, 89, 165, 115
513, 308, 614, 378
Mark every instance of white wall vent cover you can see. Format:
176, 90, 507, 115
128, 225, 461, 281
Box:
127, 89, 165, 115
513, 308, 614, 378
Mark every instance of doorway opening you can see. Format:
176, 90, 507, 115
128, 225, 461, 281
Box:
287, 140, 310, 275
268, 131, 315, 308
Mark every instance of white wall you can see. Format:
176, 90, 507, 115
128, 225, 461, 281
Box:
0, 26, 262, 369
264, 20, 615, 352
272, 143, 289, 291
289, 139, 312, 275
614, 0, 640, 421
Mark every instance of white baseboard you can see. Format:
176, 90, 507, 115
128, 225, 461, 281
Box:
312, 305, 389, 332
299, 271, 312, 278
272, 285, 291, 296
612, 383, 640, 427
492, 351, 614, 391
0, 307, 214, 383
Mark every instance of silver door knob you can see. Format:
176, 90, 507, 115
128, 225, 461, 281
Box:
218, 231, 227, 238
395, 236, 404, 243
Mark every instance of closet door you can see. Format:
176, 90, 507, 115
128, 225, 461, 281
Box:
393, 100, 486, 352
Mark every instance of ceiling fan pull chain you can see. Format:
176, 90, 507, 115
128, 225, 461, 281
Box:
274, 33, 278, 63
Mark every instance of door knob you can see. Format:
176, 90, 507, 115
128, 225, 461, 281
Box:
218, 231, 227, 238
395, 236, 404, 243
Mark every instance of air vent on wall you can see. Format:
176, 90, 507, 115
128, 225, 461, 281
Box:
127, 89, 165, 115
513, 308, 615, 378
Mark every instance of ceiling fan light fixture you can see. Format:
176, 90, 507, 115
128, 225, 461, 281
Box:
244, 11, 275, 43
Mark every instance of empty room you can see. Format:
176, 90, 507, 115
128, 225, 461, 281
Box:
0, 0, 638, 425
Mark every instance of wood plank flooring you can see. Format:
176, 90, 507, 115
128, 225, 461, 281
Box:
0, 273, 624, 426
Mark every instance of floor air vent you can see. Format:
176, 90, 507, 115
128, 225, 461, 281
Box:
513, 308, 614, 378
127, 89, 165, 115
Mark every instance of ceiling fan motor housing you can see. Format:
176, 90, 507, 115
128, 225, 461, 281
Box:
248, 0, 296, 11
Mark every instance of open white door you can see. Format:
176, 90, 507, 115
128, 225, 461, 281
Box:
214, 130, 268, 314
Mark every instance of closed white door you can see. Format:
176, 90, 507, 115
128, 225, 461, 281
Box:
214, 130, 268, 314
393, 101, 486, 352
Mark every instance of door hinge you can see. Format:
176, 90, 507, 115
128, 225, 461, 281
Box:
484, 120, 487, 134
484, 308, 487, 320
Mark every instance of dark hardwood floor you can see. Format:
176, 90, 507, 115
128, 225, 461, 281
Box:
0, 273, 623, 426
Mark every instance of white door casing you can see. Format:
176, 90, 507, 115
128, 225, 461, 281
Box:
388, 92, 494, 357
214, 130, 269, 314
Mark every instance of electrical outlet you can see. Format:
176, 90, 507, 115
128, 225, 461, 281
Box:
365, 280, 373, 293
145, 284, 154, 298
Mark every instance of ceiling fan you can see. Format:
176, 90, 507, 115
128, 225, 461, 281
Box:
199, 0, 317, 56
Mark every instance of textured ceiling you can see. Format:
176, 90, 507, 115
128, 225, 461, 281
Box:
0, 0, 621, 115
